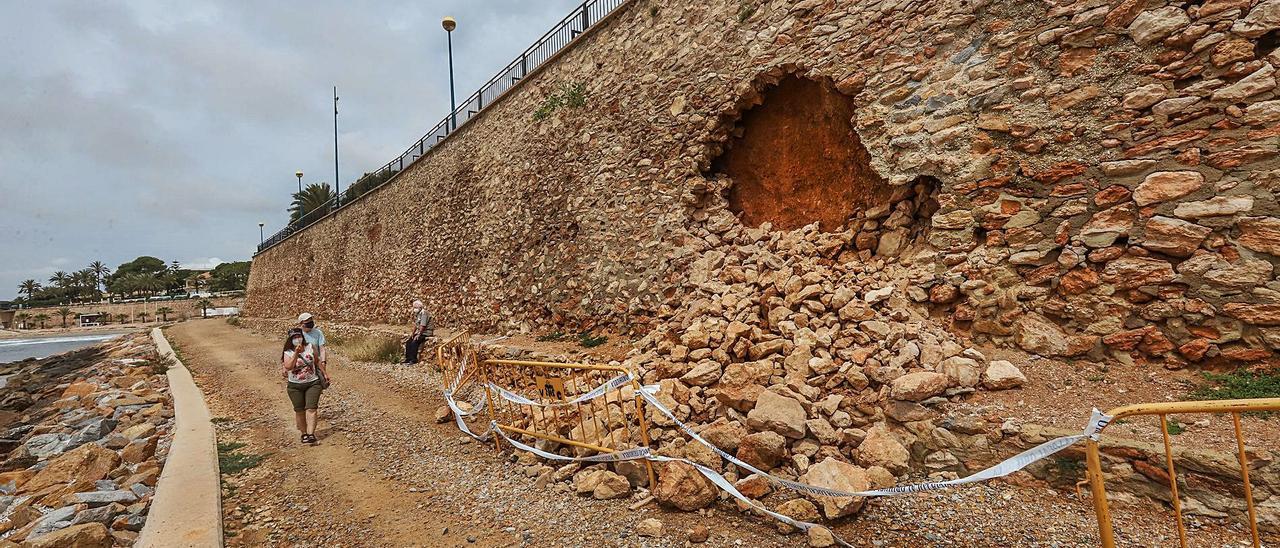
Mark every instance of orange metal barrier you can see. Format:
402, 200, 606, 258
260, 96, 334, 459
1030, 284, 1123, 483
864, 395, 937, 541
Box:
483, 358, 656, 487
1084, 397, 1280, 548
435, 330, 478, 392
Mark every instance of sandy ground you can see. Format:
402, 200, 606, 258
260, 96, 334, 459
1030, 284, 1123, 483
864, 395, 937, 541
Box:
165, 319, 1276, 547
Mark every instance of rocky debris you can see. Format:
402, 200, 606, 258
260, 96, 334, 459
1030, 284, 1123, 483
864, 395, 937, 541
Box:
807, 525, 836, 547
0, 334, 173, 546
982, 360, 1027, 390
798, 458, 870, 519
653, 461, 716, 511
634, 517, 664, 537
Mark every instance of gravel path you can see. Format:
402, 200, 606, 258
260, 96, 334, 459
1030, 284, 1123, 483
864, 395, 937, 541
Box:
167, 319, 1275, 547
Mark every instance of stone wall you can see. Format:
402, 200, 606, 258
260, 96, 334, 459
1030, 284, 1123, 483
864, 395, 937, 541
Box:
247, 0, 1280, 367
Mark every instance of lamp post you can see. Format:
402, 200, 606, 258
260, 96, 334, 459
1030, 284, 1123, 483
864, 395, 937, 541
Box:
258, 222, 265, 245
443, 16, 457, 132
295, 171, 303, 194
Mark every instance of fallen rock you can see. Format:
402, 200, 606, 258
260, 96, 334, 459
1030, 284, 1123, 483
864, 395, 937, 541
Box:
592, 471, 632, 500
653, 460, 716, 511
23, 444, 120, 494
808, 525, 837, 548
746, 390, 807, 439
856, 426, 909, 473
736, 431, 787, 470
888, 372, 948, 402
798, 457, 870, 519
635, 518, 664, 537
983, 360, 1027, 390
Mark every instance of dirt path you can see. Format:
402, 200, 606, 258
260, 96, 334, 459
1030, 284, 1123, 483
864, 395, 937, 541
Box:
166, 319, 1273, 547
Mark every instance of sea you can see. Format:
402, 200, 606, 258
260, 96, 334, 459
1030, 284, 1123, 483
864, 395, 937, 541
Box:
0, 332, 131, 364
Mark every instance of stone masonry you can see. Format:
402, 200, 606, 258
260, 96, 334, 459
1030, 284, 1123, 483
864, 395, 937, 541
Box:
248, 0, 1280, 369
246, 0, 1280, 527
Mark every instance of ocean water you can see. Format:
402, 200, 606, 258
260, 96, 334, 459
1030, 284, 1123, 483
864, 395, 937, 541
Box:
0, 333, 127, 364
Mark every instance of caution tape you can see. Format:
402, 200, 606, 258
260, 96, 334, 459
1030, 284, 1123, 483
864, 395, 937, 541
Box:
638, 387, 1112, 498
486, 373, 633, 408
433, 352, 1112, 542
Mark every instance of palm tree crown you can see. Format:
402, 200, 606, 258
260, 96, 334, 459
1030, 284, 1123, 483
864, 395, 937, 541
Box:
289, 183, 335, 223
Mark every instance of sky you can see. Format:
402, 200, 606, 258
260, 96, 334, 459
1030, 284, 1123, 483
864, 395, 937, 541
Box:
0, 0, 584, 300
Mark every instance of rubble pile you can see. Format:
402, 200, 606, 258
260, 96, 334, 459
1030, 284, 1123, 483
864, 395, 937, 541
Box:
0, 334, 174, 546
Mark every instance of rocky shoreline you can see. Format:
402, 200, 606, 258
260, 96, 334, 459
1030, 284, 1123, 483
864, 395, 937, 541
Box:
0, 333, 174, 546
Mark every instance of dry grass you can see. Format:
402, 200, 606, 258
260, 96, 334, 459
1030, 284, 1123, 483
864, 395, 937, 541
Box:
329, 335, 402, 363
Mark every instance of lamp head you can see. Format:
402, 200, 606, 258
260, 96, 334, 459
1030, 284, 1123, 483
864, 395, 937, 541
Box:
442, 16, 456, 32
258, 222, 264, 228
295, 170, 303, 179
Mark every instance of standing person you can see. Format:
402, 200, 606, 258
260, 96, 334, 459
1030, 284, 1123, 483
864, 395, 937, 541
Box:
297, 312, 328, 373
281, 328, 328, 444
403, 300, 434, 365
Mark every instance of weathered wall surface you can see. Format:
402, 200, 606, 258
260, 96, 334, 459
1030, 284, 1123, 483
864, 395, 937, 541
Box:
248, 0, 1280, 370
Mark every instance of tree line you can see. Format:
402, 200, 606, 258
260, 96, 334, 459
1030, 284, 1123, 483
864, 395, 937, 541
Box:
10, 257, 250, 308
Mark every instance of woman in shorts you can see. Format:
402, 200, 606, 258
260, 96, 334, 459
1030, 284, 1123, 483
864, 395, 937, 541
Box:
282, 327, 328, 444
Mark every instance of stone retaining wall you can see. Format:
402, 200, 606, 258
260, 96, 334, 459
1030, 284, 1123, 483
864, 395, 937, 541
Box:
247, 0, 1280, 366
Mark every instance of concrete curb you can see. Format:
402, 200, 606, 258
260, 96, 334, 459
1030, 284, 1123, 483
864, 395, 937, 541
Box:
137, 327, 223, 547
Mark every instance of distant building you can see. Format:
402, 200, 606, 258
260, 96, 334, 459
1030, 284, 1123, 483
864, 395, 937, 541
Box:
0, 309, 14, 330
78, 313, 108, 327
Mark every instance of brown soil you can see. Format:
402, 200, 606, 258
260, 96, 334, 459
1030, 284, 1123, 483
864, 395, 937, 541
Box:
717, 76, 893, 232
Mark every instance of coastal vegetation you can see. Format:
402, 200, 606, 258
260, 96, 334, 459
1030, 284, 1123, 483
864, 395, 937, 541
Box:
8, 256, 250, 309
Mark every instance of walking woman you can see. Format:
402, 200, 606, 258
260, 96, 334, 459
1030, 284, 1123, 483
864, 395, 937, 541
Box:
282, 327, 329, 444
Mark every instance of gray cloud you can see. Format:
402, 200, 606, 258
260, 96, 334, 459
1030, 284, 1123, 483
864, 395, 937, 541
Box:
0, 0, 583, 298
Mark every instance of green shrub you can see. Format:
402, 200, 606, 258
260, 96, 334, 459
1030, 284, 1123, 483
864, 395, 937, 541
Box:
537, 331, 568, 342
533, 82, 588, 121
578, 331, 608, 348
1188, 369, 1280, 416
1165, 417, 1186, 436
225, 316, 240, 327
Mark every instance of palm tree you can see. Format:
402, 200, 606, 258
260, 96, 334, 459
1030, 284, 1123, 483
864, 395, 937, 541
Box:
136, 311, 149, 323
196, 299, 213, 318
57, 307, 72, 328
88, 261, 110, 296
18, 280, 41, 300
74, 269, 97, 301
14, 312, 30, 329
48, 271, 70, 289
156, 306, 173, 322
33, 313, 50, 329
115, 313, 129, 324
289, 183, 335, 223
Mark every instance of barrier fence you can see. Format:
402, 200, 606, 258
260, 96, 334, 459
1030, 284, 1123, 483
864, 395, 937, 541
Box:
1083, 397, 1280, 548
256, 0, 631, 256
482, 358, 656, 488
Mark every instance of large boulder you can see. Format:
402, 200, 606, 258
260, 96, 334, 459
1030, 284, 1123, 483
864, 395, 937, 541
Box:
746, 390, 807, 439
653, 460, 716, 511
798, 457, 871, 519
856, 426, 910, 473
25, 522, 111, 548
888, 372, 948, 402
736, 431, 787, 470
1014, 313, 1070, 356
23, 444, 120, 494
983, 360, 1027, 390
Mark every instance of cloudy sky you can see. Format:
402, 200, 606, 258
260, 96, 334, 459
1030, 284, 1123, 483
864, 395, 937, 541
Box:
0, 0, 584, 300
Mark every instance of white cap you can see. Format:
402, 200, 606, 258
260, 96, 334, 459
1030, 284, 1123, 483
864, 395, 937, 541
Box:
297, 312, 314, 322
413, 300, 424, 309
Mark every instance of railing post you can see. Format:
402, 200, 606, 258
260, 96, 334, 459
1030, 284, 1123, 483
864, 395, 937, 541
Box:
580, 1, 590, 29
521, 53, 527, 77
1085, 439, 1116, 548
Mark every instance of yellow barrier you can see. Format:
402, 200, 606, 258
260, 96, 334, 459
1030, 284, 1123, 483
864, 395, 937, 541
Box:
435, 330, 478, 392
483, 358, 656, 488
1084, 397, 1280, 548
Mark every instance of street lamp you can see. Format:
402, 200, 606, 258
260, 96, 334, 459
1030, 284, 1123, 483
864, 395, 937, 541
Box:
258, 222, 265, 245
443, 16, 457, 132
295, 171, 303, 194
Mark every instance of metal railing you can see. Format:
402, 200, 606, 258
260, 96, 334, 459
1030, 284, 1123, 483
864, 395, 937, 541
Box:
1084, 397, 1280, 548
256, 0, 629, 255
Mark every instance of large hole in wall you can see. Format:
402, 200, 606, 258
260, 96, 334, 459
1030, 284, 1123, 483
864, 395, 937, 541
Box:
712, 75, 895, 232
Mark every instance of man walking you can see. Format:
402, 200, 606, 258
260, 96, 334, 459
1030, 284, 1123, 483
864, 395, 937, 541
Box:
298, 312, 328, 371
403, 300, 434, 365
